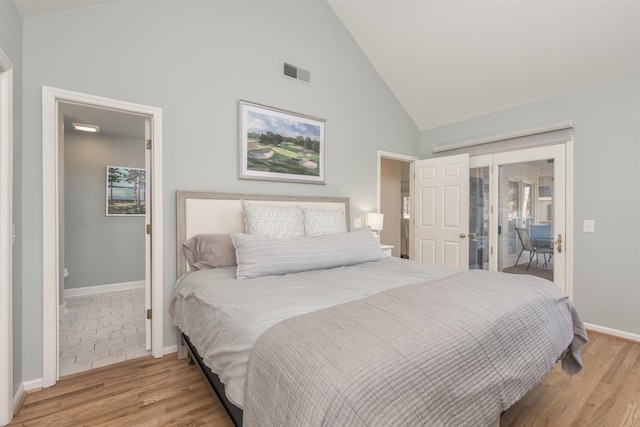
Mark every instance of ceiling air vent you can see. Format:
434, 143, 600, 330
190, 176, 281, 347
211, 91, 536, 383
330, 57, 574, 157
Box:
283, 62, 311, 84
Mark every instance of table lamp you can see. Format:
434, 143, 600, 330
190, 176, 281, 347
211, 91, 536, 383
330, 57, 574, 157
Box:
366, 212, 384, 243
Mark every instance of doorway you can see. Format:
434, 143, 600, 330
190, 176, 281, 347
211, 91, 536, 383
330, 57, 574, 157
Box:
468, 144, 568, 292
412, 142, 571, 294
42, 87, 164, 388
377, 151, 418, 258
58, 103, 150, 376
497, 159, 555, 281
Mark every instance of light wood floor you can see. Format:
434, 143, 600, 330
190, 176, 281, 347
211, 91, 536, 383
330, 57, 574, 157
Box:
501, 331, 640, 426
9, 331, 640, 426
9, 354, 234, 427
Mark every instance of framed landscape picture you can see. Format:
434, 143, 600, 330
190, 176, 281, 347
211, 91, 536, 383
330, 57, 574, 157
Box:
106, 166, 146, 216
239, 100, 326, 184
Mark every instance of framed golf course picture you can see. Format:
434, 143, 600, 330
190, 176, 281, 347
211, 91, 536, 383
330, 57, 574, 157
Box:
238, 100, 326, 184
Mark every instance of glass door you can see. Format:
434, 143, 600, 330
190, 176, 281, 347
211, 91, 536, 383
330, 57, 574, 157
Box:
467, 144, 566, 291
493, 145, 566, 291
498, 170, 542, 272
469, 166, 490, 270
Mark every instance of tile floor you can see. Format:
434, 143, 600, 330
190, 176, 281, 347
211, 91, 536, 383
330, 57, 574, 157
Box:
59, 288, 151, 377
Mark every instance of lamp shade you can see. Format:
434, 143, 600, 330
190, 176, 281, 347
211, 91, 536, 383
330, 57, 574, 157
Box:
366, 212, 384, 231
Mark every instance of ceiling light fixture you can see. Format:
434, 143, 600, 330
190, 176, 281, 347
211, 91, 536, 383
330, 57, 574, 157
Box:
72, 122, 100, 133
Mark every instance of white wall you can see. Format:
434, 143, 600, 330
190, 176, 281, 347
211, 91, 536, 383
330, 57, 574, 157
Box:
64, 131, 145, 289
0, 0, 23, 396
421, 75, 640, 337
19, 0, 420, 383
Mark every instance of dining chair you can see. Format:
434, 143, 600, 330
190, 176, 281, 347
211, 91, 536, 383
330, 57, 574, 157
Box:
515, 227, 554, 270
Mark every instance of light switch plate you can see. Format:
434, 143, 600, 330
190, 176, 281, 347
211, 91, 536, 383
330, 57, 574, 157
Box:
583, 219, 595, 233
353, 218, 362, 228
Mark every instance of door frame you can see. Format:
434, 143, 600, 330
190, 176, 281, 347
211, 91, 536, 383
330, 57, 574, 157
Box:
0, 49, 14, 425
493, 144, 568, 294
42, 87, 164, 388
377, 151, 418, 257
469, 141, 573, 297
376, 151, 419, 211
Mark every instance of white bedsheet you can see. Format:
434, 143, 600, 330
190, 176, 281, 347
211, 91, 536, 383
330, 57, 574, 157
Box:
169, 257, 457, 408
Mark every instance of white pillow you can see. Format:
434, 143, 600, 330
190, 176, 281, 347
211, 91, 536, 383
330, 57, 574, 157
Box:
231, 227, 387, 279
303, 208, 347, 236
241, 200, 305, 238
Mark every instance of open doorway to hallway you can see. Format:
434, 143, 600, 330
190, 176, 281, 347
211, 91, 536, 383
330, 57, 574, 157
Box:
378, 151, 418, 259
57, 103, 150, 376
42, 86, 163, 389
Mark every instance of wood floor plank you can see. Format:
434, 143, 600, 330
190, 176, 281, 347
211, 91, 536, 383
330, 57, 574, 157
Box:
9, 331, 640, 426
9, 355, 233, 427
502, 331, 640, 427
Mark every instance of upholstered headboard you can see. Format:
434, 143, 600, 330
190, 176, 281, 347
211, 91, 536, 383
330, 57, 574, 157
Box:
175, 191, 350, 277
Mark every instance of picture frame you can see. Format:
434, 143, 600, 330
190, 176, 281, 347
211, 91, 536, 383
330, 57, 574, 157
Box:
238, 100, 326, 184
106, 165, 146, 216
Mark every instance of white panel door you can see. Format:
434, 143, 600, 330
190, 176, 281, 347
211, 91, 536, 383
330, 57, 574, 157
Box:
411, 154, 469, 268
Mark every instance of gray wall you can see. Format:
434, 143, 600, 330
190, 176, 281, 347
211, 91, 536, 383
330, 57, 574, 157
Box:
421, 75, 640, 336
0, 0, 24, 397
64, 131, 145, 290
20, 0, 419, 382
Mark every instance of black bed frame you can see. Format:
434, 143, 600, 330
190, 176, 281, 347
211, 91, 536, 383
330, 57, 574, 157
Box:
182, 334, 244, 426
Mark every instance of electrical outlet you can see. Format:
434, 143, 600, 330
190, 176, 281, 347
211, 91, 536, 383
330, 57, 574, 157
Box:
583, 219, 595, 233
353, 218, 362, 228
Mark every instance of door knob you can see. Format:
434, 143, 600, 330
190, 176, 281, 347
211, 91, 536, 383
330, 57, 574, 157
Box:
552, 234, 562, 253
459, 233, 467, 238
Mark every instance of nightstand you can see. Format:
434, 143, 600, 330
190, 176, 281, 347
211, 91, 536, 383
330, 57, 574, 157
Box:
380, 244, 394, 257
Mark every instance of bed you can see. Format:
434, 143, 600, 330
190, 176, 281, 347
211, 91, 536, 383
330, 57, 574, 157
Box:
170, 191, 587, 427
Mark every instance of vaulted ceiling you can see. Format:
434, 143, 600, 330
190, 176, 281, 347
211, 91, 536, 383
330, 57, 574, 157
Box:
328, 0, 640, 130
13, 0, 640, 131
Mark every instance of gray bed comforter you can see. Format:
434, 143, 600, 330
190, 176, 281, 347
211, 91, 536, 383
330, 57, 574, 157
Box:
243, 269, 587, 427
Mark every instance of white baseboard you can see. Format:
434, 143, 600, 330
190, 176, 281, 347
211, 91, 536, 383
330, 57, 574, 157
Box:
14, 377, 42, 411
21, 378, 42, 392
163, 345, 177, 356
12, 383, 23, 413
64, 280, 144, 298
584, 322, 640, 343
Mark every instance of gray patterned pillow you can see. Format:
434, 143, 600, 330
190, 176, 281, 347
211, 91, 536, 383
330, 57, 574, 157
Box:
241, 200, 305, 238
303, 208, 347, 236
231, 227, 387, 279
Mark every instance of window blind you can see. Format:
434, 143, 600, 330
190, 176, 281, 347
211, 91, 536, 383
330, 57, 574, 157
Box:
432, 121, 573, 157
